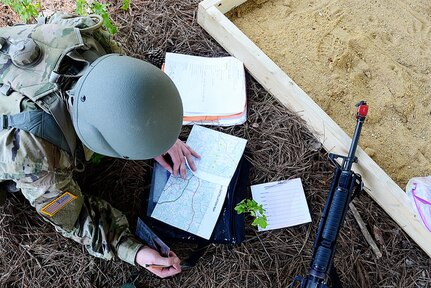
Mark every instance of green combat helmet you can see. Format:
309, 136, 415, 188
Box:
69, 54, 183, 160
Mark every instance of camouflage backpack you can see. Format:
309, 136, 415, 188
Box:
0, 12, 122, 156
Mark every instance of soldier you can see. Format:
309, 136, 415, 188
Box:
0, 13, 199, 278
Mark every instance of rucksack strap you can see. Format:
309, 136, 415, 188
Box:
1, 110, 71, 154
44, 94, 77, 155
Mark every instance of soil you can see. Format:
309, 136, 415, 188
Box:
229, 0, 431, 188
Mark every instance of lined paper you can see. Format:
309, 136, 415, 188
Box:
164, 53, 246, 115
251, 178, 311, 231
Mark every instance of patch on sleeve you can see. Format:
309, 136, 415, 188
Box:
41, 192, 77, 217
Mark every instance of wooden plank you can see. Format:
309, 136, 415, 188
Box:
199, 0, 247, 13
197, 0, 431, 257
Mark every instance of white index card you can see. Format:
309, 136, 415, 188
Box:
251, 178, 312, 231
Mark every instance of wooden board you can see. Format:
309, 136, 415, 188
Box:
197, 0, 431, 257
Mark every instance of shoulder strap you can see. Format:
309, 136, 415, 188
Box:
42, 93, 77, 155
0, 14, 119, 159
1, 109, 71, 154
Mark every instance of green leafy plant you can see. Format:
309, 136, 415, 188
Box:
75, 0, 118, 34
2, 0, 130, 34
90, 153, 104, 165
1, 0, 40, 23
75, 0, 87, 15
235, 199, 268, 229
120, 0, 129, 11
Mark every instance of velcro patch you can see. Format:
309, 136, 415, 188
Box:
41, 192, 77, 217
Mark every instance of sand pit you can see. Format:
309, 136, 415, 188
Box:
229, 0, 431, 187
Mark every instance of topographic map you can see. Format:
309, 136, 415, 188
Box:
151, 125, 247, 239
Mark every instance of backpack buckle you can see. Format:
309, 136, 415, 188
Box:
0, 83, 13, 96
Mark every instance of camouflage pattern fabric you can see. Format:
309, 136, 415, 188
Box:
0, 12, 122, 113
0, 24, 84, 106
0, 14, 142, 265
47, 12, 124, 54
0, 122, 143, 265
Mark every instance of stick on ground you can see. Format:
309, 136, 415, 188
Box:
349, 202, 382, 259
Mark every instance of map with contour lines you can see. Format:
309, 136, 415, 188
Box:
151, 125, 247, 239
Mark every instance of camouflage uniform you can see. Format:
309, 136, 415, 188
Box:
0, 13, 143, 265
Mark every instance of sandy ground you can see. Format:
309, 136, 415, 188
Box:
230, 0, 431, 188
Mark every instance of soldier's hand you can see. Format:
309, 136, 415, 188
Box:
154, 139, 200, 179
136, 246, 181, 278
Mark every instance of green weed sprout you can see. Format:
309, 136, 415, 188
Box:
2, 0, 130, 34
90, 153, 104, 165
120, 0, 129, 11
235, 199, 267, 229
76, 0, 121, 34
1, 0, 40, 23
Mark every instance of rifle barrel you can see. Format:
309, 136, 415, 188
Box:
292, 101, 368, 288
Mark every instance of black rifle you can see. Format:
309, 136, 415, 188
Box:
292, 101, 369, 288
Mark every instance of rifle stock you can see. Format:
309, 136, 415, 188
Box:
292, 101, 369, 288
